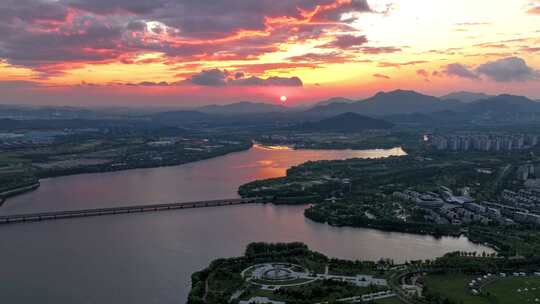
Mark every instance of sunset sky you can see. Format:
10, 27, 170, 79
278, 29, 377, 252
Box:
0, 0, 539, 106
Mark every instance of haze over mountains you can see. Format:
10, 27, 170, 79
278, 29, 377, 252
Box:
312, 97, 356, 107
148, 90, 540, 128
289, 112, 394, 133
304, 90, 461, 117
196, 101, 289, 115
1, 90, 540, 131
440, 91, 495, 103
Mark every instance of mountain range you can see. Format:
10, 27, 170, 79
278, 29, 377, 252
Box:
195, 101, 289, 115
289, 112, 394, 133
1, 90, 539, 130
304, 90, 462, 117
302, 90, 540, 125
440, 91, 495, 103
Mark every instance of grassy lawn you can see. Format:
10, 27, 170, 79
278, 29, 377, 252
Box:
425, 274, 540, 304
0, 154, 28, 166
424, 273, 490, 304
485, 276, 540, 303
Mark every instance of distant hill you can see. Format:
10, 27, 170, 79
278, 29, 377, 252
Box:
196, 101, 289, 115
0, 105, 101, 120
311, 97, 355, 107
394, 94, 540, 126
290, 112, 394, 133
145, 92, 540, 127
383, 112, 438, 126
304, 90, 459, 117
454, 94, 540, 122
0, 118, 163, 131
441, 91, 494, 103
151, 110, 217, 126
359, 90, 459, 115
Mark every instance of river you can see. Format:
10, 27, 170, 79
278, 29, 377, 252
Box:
0, 145, 493, 303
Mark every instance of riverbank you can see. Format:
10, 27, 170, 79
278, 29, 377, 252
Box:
0, 182, 40, 206
1, 143, 252, 204
36, 142, 253, 179
238, 151, 535, 256
0, 203, 493, 304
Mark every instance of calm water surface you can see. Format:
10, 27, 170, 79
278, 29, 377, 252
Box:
0, 145, 406, 214
0, 145, 493, 304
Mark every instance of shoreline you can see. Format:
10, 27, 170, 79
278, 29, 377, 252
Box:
0, 182, 40, 206
5, 144, 403, 204
36, 143, 253, 180
1, 144, 495, 255
2, 144, 253, 204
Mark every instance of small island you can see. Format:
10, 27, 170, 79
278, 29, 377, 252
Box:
187, 242, 394, 304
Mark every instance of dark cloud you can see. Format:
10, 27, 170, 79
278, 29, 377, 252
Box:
521, 46, 540, 53
234, 72, 245, 79
0, 1, 126, 75
287, 52, 354, 64
443, 63, 479, 79
322, 35, 368, 49
474, 42, 509, 49
126, 20, 147, 32
133, 81, 171, 86
440, 57, 539, 82
311, 0, 371, 22
372, 73, 390, 79
187, 69, 303, 87
63, 0, 163, 14
190, 69, 228, 86
357, 46, 401, 54
0, 80, 43, 89
0, 0, 68, 23
377, 60, 428, 68
231, 76, 303, 87
319, 35, 401, 55
476, 57, 539, 82
230, 62, 319, 74
0, 0, 373, 75
60, 0, 370, 40
416, 69, 429, 77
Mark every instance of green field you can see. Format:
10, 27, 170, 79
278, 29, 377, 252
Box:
424, 274, 489, 304
425, 274, 540, 304
485, 276, 540, 303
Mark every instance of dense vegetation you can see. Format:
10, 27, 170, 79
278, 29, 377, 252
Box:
187, 242, 381, 304
240, 147, 540, 257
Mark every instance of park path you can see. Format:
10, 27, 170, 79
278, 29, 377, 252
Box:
202, 279, 209, 304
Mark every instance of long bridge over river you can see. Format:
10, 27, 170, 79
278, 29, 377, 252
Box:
0, 198, 260, 225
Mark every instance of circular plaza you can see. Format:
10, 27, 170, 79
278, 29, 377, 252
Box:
241, 263, 316, 287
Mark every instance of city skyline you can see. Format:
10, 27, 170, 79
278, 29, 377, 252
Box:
0, 0, 539, 106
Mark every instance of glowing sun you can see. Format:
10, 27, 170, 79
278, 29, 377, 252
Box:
280, 95, 287, 103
